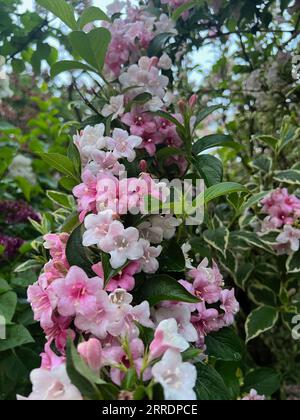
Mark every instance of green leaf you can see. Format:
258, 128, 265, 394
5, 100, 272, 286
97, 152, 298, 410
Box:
243, 368, 281, 396
182, 347, 202, 362
158, 239, 186, 272
195, 363, 231, 400
274, 169, 300, 185
156, 147, 185, 163
172, 1, 199, 21
215, 361, 240, 400
0, 292, 17, 322
39, 153, 79, 181
196, 105, 222, 125
0, 325, 34, 352
205, 328, 242, 362
204, 182, 247, 204
255, 135, 278, 151
286, 249, 300, 273
251, 156, 272, 173
147, 33, 174, 57
66, 225, 95, 277
0, 279, 11, 295
47, 190, 73, 209
68, 141, 81, 178
51, 60, 97, 78
248, 284, 277, 307
193, 134, 239, 155
193, 154, 223, 187
134, 275, 200, 306
15, 177, 32, 201
235, 262, 254, 290
245, 306, 279, 343
60, 176, 78, 191
239, 191, 269, 213
36, 0, 78, 30
203, 227, 229, 257
78, 6, 110, 29
69, 28, 111, 72
14, 259, 42, 273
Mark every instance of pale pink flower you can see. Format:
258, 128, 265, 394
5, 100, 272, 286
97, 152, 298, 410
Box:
27, 281, 57, 330
96, 172, 119, 213
99, 221, 144, 269
82, 210, 115, 248
101, 95, 125, 120
17, 365, 82, 400
90, 150, 125, 176
139, 239, 162, 274
242, 389, 265, 401
106, 128, 142, 162
276, 225, 300, 253
52, 266, 103, 318
154, 304, 198, 342
152, 349, 197, 400
220, 289, 240, 326
74, 290, 117, 339
43, 233, 69, 263
158, 53, 172, 70
73, 124, 106, 162
73, 169, 97, 222
150, 318, 189, 359
78, 338, 103, 372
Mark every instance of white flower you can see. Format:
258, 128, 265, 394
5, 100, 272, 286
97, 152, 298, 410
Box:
9, 154, 36, 184
100, 221, 144, 269
101, 95, 125, 120
107, 0, 125, 16
139, 215, 181, 244
17, 365, 82, 400
158, 53, 173, 70
181, 242, 194, 269
82, 210, 115, 248
139, 238, 162, 274
106, 128, 142, 162
152, 349, 197, 401
74, 124, 106, 162
277, 225, 300, 253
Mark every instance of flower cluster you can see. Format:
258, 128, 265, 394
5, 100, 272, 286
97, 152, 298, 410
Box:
0, 57, 13, 100
23, 0, 239, 401
259, 188, 300, 255
0, 200, 40, 224
8, 154, 37, 185
0, 234, 24, 259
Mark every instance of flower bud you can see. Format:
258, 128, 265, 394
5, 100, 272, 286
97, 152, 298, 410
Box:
189, 94, 198, 108
139, 160, 148, 172
78, 338, 103, 372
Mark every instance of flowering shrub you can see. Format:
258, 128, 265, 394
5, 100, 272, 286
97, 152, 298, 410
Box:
1, 0, 300, 401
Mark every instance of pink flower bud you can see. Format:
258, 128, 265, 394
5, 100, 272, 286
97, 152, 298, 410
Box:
189, 94, 198, 108
178, 99, 187, 114
149, 57, 159, 69
78, 338, 103, 372
139, 160, 148, 172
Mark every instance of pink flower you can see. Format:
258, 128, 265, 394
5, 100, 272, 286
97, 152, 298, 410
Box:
150, 318, 189, 359
40, 342, 65, 370
78, 338, 103, 372
82, 210, 115, 248
220, 289, 240, 326
92, 261, 140, 292
158, 53, 172, 70
106, 128, 142, 162
17, 365, 82, 400
188, 259, 223, 304
99, 221, 144, 269
276, 225, 300, 253
121, 108, 157, 137
90, 150, 125, 176
101, 95, 125, 120
73, 169, 97, 222
74, 290, 117, 339
52, 266, 103, 318
96, 172, 119, 213
191, 302, 221, 347
261, 188, 300, 227
139, 239, 162, 274
43, 315, 74, 353
27, 281, 57, 330
43, 233, 69, 263
242, 389, 265, 401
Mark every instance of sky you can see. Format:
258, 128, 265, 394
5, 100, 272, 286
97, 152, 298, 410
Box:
20, 0, 113, 12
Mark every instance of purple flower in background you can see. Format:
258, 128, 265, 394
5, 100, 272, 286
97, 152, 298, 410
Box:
0, 234, 24, 259
0, 200, 40, 224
